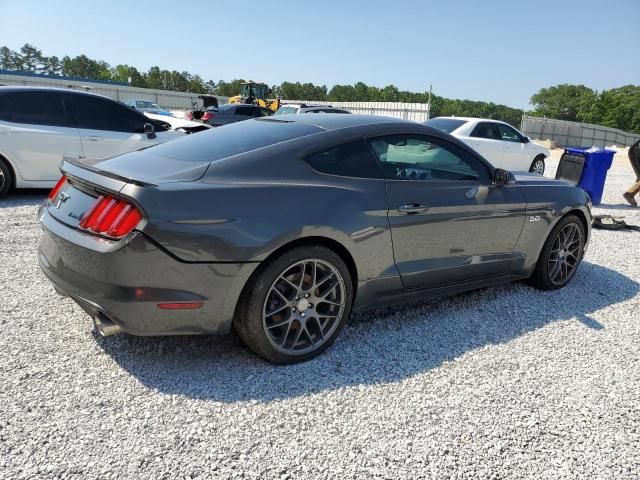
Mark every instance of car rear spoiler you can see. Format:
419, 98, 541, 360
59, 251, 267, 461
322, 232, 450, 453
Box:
61, 156, 157, 192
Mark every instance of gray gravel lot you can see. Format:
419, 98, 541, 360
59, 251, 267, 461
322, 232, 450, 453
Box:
1, 153, 639, 479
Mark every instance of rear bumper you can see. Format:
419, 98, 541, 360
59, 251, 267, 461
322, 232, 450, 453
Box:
38, 208, 259, 336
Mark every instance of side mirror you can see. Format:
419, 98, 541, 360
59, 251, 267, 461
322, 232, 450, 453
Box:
143, 122, 156, 139
522, 136, 530, 144
493, 168, 510, 186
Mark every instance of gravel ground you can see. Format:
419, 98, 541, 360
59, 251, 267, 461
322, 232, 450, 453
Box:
1, 153, 639, 479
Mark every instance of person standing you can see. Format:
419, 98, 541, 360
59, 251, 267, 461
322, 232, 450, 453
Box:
623, 139, 640, 206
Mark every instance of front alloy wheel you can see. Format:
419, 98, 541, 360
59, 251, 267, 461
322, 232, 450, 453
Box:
529, 215, 585, 290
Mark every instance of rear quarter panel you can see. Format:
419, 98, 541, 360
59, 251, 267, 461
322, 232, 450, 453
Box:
129, 145, 397, 283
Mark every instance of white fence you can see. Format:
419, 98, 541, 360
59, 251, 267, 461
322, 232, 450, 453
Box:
0, 71, 228, 109
282, 100, 431, 122
521, 115, 640, 148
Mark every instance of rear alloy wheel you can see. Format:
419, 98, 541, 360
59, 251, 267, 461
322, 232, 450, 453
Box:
0, 159, 12, 197
529, 215, 585, 290
235, 246, 353, 364
529, 155, 546, 175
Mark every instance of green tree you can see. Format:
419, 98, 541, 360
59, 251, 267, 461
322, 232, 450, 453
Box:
0, 46, 17, 69
19, 43, 44, 72
112, 64, 146, 87
530, 84, 597, 121
61, 54, 111, 79
215, 79, 246, 97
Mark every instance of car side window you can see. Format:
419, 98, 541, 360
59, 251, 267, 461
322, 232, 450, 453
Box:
69, 94, 147, 132
470, 122, 501, 140
496, 124, 523, 143
257, 108, 273, 117
368, 135, 487, 182
5, 92, 69, 127
306, 139, 383, 179
0, 94, 10, 121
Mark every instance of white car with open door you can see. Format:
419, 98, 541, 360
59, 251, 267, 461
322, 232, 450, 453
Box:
424, 117, 549, 175
0, 87, 185, 197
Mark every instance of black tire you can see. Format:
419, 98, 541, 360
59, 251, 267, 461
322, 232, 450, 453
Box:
529, 155, 546, 175
529, 214, 585, 291
235, 245, 354, 364
0, 158, 12, 197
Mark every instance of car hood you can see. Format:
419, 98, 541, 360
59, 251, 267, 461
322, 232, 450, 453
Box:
512, 171, 566, 186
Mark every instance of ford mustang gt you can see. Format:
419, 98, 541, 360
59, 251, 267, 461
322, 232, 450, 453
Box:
38, 114, 591, 364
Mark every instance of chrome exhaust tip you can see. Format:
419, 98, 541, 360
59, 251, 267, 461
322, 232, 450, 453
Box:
94, 313, 124, 336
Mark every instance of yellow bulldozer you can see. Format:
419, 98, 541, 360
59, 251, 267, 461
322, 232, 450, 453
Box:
228, 81, 281, 112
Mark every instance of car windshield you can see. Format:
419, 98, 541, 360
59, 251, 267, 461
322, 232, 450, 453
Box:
424, 118, 468, 133
137, 101, 161, 109
274, 106, 299, 115
148, 118, 323, 162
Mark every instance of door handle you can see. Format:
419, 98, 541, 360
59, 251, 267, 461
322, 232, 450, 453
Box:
84, 136, 103, 142
398, 203, 429, 214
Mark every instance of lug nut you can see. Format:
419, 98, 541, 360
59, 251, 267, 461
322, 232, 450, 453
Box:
301, 313, 305, 318
305, 294, 309, 298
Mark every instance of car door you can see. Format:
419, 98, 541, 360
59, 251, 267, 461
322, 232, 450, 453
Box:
0, 91, 83, 182
496, 123, 529, 171
368, 134, 527, 289
466, 122, 505, 168
67, 93, 163, 160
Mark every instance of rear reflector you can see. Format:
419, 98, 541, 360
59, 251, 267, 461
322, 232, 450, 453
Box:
157, 302, 204, 310
79, 194, 142, 239
48, 176, 67, 200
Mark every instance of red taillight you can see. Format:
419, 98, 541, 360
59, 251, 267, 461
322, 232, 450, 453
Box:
48, 176, 67, 200
79, 194, 142, 239
201, 111, 212, 122
185, 111, 193, 120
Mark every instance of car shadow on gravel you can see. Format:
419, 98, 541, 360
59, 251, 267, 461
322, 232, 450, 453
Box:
0, 190, 48, 208
95, 261, 638, 403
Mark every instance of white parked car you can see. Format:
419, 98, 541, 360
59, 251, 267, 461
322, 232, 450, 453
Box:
143, 112, 212, 134
0, 87, 186, 196
274, 104, 351, 115
424, 117, 549, 174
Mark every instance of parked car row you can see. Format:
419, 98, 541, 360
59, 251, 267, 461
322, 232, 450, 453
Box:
0, 86, 549, 199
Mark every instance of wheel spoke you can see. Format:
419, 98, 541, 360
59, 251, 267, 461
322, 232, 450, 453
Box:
317, 298, 342, 307
266, 303, 289, 317
267, 315, 292, 330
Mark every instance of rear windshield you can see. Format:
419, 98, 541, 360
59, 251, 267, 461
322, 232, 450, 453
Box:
274, 106, 299, 115
424, 118, 468, 133
148, 118, 323, 162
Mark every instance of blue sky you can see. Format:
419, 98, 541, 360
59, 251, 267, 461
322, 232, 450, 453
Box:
1, 0, 638, 108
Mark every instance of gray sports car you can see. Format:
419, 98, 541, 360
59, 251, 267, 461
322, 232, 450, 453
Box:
38, 114, 591, 364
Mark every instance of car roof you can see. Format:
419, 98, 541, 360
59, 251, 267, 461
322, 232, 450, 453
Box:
268, 113, 411, 131
0, 85, 112, 100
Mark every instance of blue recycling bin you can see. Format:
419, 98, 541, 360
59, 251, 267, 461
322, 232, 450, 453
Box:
564, 147, 615, 205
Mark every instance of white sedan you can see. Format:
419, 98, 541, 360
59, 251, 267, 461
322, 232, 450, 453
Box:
0, 87, 188, 196
424, 117, 549, 174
